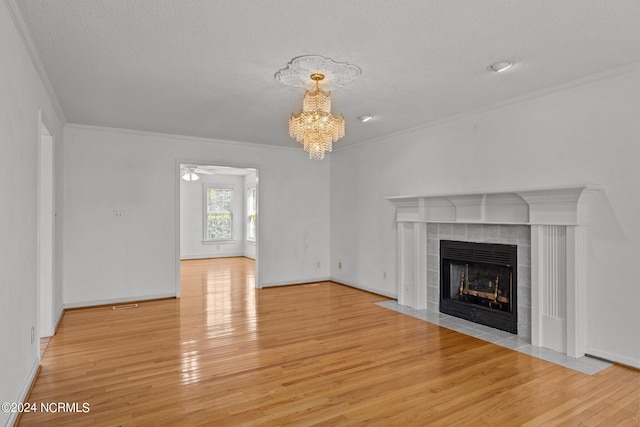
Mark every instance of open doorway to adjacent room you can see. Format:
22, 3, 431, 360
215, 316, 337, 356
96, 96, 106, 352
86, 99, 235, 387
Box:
38, 111, 55, 343
176, 163, 259, 297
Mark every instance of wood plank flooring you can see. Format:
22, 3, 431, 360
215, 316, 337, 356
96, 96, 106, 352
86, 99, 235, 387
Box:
20, 257, 639, 426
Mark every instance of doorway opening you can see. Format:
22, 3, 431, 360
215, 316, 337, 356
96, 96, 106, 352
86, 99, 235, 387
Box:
176, 163, 259, 297
38, 112, 55, 338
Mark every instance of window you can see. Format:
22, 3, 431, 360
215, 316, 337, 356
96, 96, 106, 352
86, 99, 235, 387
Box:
247, 187, 257, 242
204, 186, 233, 241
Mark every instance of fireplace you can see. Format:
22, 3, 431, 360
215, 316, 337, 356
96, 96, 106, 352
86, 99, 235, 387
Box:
440, 240, 518, 334
388, 185, 599, 357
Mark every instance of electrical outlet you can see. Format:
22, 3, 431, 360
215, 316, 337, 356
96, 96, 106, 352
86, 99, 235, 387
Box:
383, 271, 387, 279
317, 261, 320, 268
113, 210, 125, 220
338, 262, 342, 269
31, 326, 35, 344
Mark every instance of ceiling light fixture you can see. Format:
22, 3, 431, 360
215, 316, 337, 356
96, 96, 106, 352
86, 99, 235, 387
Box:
358, 115, 374, 123
277, 55, 360, 160
181, 169, 199, 181
288, 73, 345, 160
488, 61, 513, 73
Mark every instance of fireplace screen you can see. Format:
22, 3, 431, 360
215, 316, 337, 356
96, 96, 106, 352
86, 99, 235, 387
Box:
449, 262, 512, 313
440, 240, 517, 333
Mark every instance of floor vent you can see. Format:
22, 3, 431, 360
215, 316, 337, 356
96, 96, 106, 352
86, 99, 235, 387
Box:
112, 304, 139, 310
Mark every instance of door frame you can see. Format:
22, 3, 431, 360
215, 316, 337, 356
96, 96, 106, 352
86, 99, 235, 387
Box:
174, 160, 261, 297
37, 110, 56, 338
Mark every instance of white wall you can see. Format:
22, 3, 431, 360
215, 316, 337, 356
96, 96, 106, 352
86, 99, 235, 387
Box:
63, 125, 330, 306
180, 173, 245, 259
244, 171, 257, 259
0, 1, 65, 425
330, 67, 640, 367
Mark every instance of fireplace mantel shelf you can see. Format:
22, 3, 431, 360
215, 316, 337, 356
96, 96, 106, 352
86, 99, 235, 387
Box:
386, 184, 601, 226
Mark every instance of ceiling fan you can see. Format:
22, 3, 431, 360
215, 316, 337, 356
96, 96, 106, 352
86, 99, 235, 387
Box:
180, 165, 217, 181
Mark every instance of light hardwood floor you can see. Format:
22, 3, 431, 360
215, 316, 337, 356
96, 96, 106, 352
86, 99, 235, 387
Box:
20, 257, 639, 426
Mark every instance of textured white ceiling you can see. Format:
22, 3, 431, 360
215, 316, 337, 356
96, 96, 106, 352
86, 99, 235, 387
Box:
16, 0, 640, 148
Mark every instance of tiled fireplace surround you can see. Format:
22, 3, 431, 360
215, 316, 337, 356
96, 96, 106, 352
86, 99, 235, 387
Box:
426, 223, 531, 337
387, 185, 599, 358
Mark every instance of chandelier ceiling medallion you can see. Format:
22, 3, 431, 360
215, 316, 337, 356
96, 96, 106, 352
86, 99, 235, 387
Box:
276, 55, 361, 160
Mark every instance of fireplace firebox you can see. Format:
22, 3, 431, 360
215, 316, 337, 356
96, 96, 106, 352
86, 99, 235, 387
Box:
440, 240, 517, 334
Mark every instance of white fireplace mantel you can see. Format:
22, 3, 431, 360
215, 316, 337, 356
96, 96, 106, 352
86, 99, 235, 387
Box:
386, 184, 600, 358
386, 184, 600, 226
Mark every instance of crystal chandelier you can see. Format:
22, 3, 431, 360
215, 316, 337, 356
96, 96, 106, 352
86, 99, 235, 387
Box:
288, 73, 345, 160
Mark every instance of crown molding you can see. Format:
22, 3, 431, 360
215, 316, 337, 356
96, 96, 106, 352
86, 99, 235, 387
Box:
65, 123, 303, 153
4, 0, 66, 124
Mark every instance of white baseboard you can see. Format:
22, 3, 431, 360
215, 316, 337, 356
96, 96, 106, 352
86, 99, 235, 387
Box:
260, 276, 330, 288
180, 252, 245, 260
53, 304, 64, 332
329, 277, 397, 299
585, 346, 640, 369
258, 276, 397, 300
64, 292, 176, 309
6, 357, 40, 427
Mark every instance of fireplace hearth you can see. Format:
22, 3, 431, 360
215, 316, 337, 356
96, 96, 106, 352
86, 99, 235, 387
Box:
440, 240, 517, 334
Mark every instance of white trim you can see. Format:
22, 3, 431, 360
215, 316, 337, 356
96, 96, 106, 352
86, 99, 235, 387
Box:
246, 187, 257, 243
253, 174, 261, 288
180, 253, 245, 260
238, 277, 396, 299
174, 161, 181, 298
177, 159, 262, 175
37, 110, 56, 338
329, 277, 397, 299
173, 159, 183, 298
260, 277, 332, 288
386, 185, 601, 225
63, 293, 176, 309
396, 222, 428, 308
53, 305, 64, 333
6, 357, 40, 427
3, 0, 66, 124
66, 123, 299, 151
586, 348, 640, 370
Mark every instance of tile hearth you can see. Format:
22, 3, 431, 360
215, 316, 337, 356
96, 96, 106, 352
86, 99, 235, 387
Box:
377, 300, 611, 375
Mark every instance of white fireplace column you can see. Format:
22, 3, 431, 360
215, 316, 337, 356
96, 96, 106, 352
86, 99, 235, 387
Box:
387, 185, 599, 358
521, 187, 597, 358
530, 224, 587, 357
394, 199, 428, 309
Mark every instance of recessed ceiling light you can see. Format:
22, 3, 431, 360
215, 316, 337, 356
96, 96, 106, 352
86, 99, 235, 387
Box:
487, 61, 513, 73
358, 115, 374, 122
